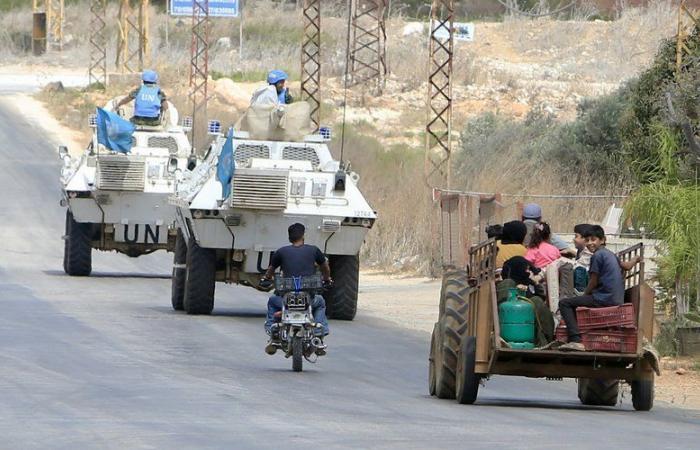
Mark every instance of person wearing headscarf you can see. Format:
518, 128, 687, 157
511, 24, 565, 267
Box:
496, 220, 527, 268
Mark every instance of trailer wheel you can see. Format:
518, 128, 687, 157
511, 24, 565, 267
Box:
435, 269, 470, 399
325, 255, 359, 321
577, 378, 620, 406
183, 238, 216, 315
171, 229, 187, 311
631, 377, 654, 411
428, 322, 439, 396
455, 336, 479, 404
63, 210, 92, 276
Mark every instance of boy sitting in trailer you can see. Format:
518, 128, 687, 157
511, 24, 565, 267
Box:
558, 225, 641, 351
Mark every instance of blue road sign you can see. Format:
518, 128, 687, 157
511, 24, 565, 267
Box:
170, 0, 239, 18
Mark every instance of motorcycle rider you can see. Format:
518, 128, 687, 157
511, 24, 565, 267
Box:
259, 223, 332, 355
114, 69, 168, 126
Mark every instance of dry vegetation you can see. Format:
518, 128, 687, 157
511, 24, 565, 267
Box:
1, 0, 684, 273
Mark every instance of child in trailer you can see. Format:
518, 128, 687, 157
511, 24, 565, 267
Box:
558, 225, 641, 351
524, 222, 561, 269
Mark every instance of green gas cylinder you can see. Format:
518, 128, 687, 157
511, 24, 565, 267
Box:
499, 288, 535, 349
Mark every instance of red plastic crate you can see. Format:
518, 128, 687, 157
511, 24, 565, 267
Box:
582, 329, 638, 353
555, 325, 637, 353
576, 304, 636, 332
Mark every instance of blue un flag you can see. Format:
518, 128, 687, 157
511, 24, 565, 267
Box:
216, 128, 236, 199
96, 107, 135, 153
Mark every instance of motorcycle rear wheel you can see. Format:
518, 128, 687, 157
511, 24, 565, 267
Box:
292, 336, 303, 372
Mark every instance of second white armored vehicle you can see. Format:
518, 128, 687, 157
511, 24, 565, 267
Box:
171, 107, 375, 320
59, 98, 194, 276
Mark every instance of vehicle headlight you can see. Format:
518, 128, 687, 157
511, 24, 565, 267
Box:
311, 180, 327, 198
290, 179, 306, 197
147, 163, 162, 179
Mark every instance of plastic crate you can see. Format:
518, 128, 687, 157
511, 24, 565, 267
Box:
576, 303, 636, 332
582, 329, 638, 353
555, 325, 637, 353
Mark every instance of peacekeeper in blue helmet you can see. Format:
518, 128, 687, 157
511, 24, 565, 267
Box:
115, 70, 169, 126
268, 69, 293, 104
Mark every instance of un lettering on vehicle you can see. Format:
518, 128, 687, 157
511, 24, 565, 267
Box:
115, 224, 167, 244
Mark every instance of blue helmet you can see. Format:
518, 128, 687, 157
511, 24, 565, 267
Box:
267, 69, 288, 85
142, 70, 158, 84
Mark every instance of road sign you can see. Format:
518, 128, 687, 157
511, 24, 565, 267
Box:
170, 0, 239, 18
433, 22, 475, 42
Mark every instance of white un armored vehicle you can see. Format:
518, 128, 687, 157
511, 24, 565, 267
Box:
59, 98, 194, 276
170, 103, 375, 320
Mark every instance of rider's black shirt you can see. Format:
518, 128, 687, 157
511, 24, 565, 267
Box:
270, 244, 326, 277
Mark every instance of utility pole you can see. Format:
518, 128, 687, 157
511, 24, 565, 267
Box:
88, 0, 107, 87
33, 0, 64, 50
349, 0, 387, 93
301, 0, 322, 131
116, 0, 150, 73
424, 0, 454, 189
189, 0, 210, 151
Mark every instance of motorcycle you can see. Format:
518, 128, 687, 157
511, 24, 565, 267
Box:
263, 274, 328, 372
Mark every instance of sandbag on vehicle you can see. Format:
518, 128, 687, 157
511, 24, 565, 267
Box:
235, 102, 313, 142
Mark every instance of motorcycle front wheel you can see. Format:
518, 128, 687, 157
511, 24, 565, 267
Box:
292, 336, 303, 372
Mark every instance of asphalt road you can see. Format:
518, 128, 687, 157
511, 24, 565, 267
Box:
0, 95, 698, 450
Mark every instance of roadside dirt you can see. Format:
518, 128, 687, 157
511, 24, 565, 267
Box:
358, 271, 700, 410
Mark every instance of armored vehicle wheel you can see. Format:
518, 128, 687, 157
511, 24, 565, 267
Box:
325, 255, 359, 321
631, 377, 654, 411
292, 336, 303, 372
63, 210, 92, 276
429, 322, 439, 396
435, 269, 470, 399
171, 229, 187, 311
577, 378, 620, 406
183, 238, 216, 315
455, 336, 479, 404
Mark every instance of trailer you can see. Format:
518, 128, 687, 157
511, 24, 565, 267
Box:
428, 193, 658, 410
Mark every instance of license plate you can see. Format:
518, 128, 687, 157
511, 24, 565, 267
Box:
115, 224, 167, 244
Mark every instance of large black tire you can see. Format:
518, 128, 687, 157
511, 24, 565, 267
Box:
325, 254, 359, 321
434, 269, 470, 399
631, 377, 654, 411
577, 378, 620, 406
428, 322, 439, 396
171, 229, 187, 311
183, 238, 216, 315
63, 210, 92, 276
455, 336, 479, 404
292, 336, 303, 372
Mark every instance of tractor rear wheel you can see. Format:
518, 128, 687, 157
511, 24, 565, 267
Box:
434, 269, 470, 399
